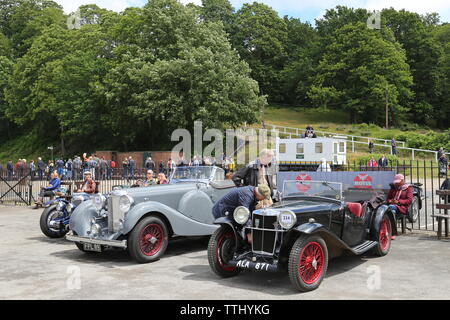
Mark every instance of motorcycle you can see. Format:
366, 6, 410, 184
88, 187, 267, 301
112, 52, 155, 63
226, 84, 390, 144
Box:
39, 193, 92, 238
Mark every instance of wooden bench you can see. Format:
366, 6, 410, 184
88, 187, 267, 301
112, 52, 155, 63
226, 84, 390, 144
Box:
431, 190, 450, 239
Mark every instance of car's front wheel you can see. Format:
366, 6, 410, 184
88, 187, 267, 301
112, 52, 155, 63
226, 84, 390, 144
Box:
128, 216, 169, 263
39, 206, 68, 238
208, 226, 241, 278
374, 214, 392, 256
288, 234, 328, 292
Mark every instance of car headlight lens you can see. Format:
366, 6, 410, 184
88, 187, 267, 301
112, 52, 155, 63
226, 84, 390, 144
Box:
93, 194, 106, 212
278, 210, 297, 229
233, 206, 250, 225
119, 195, 134, 214
56, 201, 64, 211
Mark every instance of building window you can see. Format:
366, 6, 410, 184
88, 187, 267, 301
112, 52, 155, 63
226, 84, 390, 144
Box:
339, 142, 345, 153
279, 143, 286, 153
315, 143, 323, 153
296, 143, 304, 154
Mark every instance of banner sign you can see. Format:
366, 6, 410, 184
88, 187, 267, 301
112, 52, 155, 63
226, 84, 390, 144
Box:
277, 171, 396, 191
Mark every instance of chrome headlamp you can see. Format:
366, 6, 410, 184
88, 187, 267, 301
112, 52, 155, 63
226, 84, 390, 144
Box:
233, 206, 250, 225
67, 203, 74, 213
278, 210, 297, 230
119, 195, 134, 214
89, 218, 102, 237
56, 201, 64, 211
93, 194, 106, 212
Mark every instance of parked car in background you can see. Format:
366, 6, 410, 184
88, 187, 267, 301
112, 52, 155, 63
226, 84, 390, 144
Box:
66, 166, 236, 263
208, 180, 397, 292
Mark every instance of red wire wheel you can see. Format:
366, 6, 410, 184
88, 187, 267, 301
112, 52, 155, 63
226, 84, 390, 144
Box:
216, 232, 236, 271
298, 242, 325, 285
139, 223, 164, 256
208, 227, 241, 278
128, 216, 169, 263
374, 215, 392, 256
289, 235, 328, 292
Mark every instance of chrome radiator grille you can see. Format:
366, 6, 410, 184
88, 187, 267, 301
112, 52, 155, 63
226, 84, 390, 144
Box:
251, 212, 278, 255
107, 194, 125, 232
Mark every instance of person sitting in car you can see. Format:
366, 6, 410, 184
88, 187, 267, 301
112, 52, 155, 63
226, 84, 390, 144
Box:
386, 174, 413, 239
157, 173, 168, 185
135, 170, 157, 187
35, 171, 61, 207
77, 171, 97, 194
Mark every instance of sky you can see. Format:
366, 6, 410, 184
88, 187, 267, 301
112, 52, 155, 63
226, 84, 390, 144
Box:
54, 0, 450, 24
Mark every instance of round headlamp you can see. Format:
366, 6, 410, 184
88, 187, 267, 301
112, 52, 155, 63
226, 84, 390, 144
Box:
56, 201, 64, 211
278, 210, 297, 230
119, 195, 134, 214
233, 206, 250, 225
67, 203, 74, 213
93, 194, 106, 212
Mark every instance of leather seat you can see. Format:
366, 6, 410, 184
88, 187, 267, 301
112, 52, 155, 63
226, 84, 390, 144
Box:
347, 202, 363, 218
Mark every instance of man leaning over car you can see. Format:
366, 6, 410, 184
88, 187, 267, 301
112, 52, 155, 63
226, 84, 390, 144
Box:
212, 185, 271, 243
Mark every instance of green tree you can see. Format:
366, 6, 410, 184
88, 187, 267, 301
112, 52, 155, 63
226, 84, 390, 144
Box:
281, 17, 319, 105
232, 2, 288, 101
201, 0, 235, 34
0, 54, 13, 139
311, 22, 413, 125
382, 8, 443, 126
100, 0, 266, 150
6, 0, 65, 57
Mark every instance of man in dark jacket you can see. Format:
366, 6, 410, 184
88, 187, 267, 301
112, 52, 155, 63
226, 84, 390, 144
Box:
232, 149, 276, 192
378, 155, 389, 168
212, 185, 271, 219
37, 157, 45, 181
7, 160, 13, 180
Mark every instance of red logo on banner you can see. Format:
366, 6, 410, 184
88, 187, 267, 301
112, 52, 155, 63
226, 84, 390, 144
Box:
296, 174, 312, 192
354, 174, 373, 189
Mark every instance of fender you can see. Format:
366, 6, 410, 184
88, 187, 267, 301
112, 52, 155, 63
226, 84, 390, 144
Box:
289, 223, 353, 258
372, 204, 398, 237
69, 201, 98, 237
213, 216, 245, 249
122, 201, 219, 236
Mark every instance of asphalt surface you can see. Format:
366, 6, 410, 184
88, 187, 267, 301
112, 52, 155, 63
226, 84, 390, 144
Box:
1, 206, 450, 300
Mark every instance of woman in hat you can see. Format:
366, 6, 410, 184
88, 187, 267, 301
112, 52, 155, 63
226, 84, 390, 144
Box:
386, 174, 413, 239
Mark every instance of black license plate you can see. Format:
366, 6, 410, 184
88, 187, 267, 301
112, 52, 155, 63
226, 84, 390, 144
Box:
83, 243, 102, 252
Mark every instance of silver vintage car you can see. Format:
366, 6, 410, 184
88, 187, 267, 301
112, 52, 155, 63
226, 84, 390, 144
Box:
66, 166, 236, 263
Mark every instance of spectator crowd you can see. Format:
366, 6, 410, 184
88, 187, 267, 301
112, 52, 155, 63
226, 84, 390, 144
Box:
0, 152, 237, 182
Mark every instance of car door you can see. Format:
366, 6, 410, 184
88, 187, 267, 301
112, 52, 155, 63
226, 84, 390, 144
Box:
341, 203, 369, 247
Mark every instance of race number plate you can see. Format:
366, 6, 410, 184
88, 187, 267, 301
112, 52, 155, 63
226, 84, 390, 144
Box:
83, 243, 102, 252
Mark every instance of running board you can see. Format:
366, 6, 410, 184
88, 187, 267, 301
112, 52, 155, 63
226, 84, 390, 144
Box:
350, 240, 377, 255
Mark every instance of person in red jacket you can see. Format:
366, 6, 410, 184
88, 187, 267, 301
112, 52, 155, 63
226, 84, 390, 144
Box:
386, 174, 413, 239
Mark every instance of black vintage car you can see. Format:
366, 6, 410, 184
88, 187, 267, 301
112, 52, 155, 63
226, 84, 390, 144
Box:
207, 180, 398, 292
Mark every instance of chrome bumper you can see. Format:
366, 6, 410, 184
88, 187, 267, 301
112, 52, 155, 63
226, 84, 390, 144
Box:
66, 234, 127, 249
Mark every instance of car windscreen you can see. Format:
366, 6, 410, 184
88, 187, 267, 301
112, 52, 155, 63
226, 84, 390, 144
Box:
171, 166, 215, 181
282, 180, 343, 200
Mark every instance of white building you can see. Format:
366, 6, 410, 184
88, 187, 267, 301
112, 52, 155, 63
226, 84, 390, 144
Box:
275, 136, 347, 167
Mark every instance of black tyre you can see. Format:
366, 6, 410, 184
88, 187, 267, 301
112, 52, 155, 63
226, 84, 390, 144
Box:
407, 196, 419, 223
374, 214, 392, 256
128, 216, 169, 263
207, 226, 241, 278
288, 234, 328, 292
39, 206, 68, 238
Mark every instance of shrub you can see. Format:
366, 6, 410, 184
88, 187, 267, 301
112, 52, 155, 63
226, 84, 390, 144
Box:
355, 154, 400, 166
